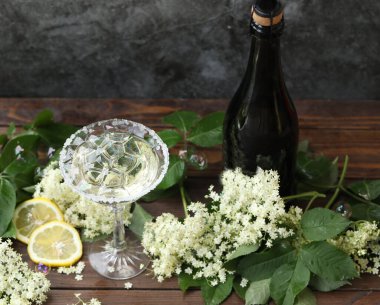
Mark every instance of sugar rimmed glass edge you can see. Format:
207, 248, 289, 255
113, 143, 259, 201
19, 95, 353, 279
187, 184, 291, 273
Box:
59, 118, 169, 204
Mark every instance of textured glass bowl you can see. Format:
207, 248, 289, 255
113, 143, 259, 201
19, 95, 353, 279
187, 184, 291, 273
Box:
59, 119, 169, 279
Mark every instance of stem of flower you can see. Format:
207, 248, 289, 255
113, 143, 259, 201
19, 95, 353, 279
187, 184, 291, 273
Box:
325, 155, 349, 209
325, 188, 340, 209
305, 194, 319, 211
340, 185, 376, 204
283, 191, 326, 202
179, 181, 189, 218
0, 173, 9, 179
301, 180, 337, 190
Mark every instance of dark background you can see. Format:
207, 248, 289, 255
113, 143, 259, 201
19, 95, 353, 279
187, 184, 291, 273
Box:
0, 0, 379, 99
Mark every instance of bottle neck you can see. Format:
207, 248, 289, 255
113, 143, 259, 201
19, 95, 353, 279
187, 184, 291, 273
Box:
248, 33, 284, 85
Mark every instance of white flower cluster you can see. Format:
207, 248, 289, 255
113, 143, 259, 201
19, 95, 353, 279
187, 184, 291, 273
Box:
0, 239, 50, 305
330, 221, 380, 275
142, 168, 294, 285
124, 282, 133, 289
278, 206, 304, 248
57, 261, 86, 281
70, 294, 102, 305
34, 162, 132, 239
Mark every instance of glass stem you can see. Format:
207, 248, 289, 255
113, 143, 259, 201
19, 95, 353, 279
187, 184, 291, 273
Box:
113, 203, 127, 250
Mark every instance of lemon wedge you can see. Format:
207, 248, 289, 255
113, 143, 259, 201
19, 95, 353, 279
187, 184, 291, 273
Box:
27, 220, 83, 267
13, 197, 64, 244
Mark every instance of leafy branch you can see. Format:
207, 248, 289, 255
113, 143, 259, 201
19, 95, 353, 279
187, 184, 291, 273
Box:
0, 109, 78, 237
141, 110, 225, 214
295, 140, 380, 222
181, 205, 358, 305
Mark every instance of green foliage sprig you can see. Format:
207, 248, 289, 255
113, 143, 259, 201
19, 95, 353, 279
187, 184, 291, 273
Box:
176, 205, 359, 305
141, 110, 225, 216
293, 140, 380, 221
0, 109, 78, 237
235, 208, 358, 305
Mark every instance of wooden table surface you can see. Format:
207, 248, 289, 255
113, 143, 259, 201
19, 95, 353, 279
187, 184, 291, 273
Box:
2, 99, 380, 305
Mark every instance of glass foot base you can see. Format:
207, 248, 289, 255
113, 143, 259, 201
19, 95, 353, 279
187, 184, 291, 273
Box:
88, 231, 150, 280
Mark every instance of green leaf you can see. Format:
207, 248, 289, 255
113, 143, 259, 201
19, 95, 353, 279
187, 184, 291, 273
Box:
32, 109, 54, 127
157, 129, 182, 148
4, 155, 39, 189
156, 155, 185, 190
349, 180, 380, 201
0, 133, 40, 171
298, 140, 309, 153
7, 123, 16, 137
163, 111, 200, 133
22, 185, 36, 194
245, 279, 270, 305
270, 259, 310, 305
128, 203, 153, 239
237, 241, 296, 282
188, 112, 225, 147
1, 221, 16, 238
309, 274, 348, 292
227, 244, 260, 261
48, 148, 62, 163
141, 186, 177, 202
3, 154, 39, 202
0, 178, 17, 236
232, 277, 248, 300
178, 273, 204, 292
300, 241, 358, 281
35, 123, 78, 149
0, 134, 7, 146
296, 152, 338, 192
351, 202, 380, 222
201, 274, 233, 305
14, 191, 33, 204
294, 288, 317, 305
301, 208, 351, 241
225, 244, 259, 271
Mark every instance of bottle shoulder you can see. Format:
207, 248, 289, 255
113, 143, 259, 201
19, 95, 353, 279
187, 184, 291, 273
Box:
225, 86, 298, 135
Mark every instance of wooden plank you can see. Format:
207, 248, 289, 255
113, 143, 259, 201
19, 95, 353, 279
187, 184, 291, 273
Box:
0, 99, 226, 127
45, 290, 244, 305
0, 99, 379, 130
1, 99, 380, 177
1, 127, 380, 178
44, 290, 380, 305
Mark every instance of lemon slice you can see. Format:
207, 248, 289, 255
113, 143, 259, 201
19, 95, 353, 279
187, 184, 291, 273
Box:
13, 197, 64, 244
28, 220, 83, 267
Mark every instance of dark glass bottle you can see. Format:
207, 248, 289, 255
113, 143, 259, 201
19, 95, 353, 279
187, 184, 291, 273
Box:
223, 0, 299, 196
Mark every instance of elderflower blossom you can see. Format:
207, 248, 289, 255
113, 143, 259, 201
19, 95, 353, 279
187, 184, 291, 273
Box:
330, 221, 380, 275
240, 278, 249, 288
69, 294, 102, 305
57, 261, 86, 275
124, 282, 133, 289
278, 206, 305, 249
34, 162, 132, 239
0, 239, 50, 304
142, 168, 294, 285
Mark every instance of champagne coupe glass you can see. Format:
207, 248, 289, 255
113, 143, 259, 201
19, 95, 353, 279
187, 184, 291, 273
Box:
59, 119, 169, 279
